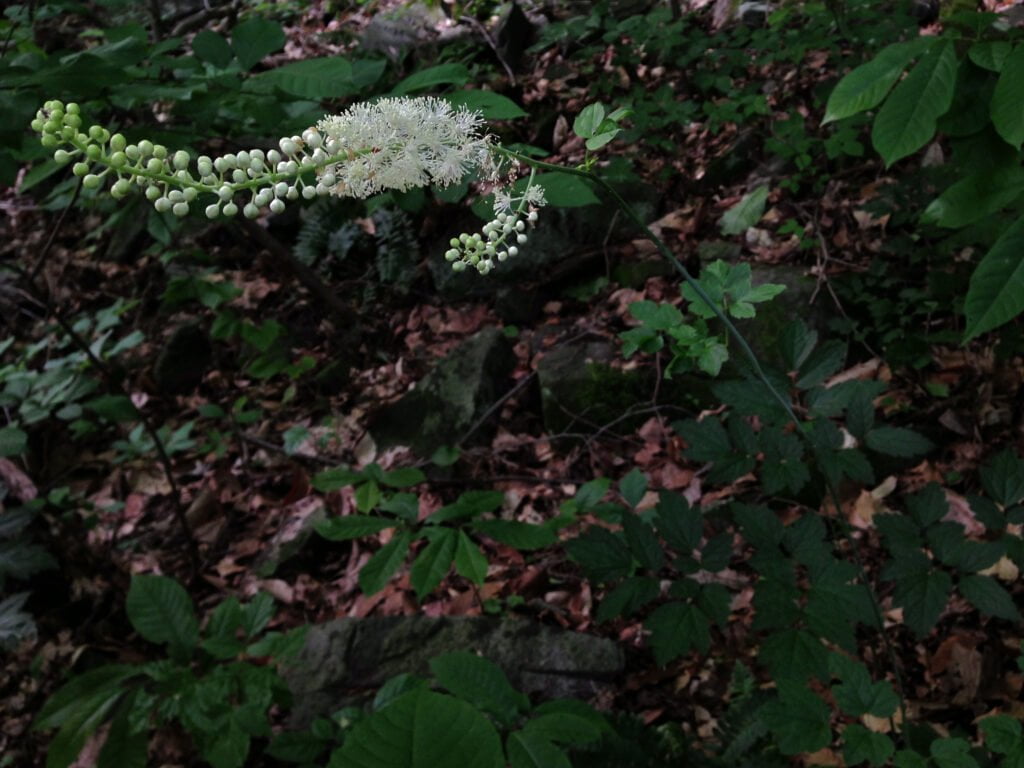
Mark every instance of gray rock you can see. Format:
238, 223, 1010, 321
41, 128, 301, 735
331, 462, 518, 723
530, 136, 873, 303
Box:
369, 327, 515, 455
283, 615, 624, 727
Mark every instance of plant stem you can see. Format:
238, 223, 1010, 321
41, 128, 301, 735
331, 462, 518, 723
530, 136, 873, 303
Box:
496, 146, 910, 740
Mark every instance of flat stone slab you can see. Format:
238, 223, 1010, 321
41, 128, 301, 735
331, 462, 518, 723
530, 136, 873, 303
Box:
283, 615, 624, 726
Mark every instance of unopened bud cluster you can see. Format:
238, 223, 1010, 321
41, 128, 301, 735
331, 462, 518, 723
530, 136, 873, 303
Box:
444, 182, 546, 274
31, 97, 545, 274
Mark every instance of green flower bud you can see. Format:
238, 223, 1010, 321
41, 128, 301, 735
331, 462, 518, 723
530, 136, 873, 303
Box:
449, 238, 460, 248
445, 249, 459, 261
243, 203, 259, 219
41, 135, 58, 148
125, 145, 140, 161
152, 144, 167, 160
145, 185, 161, 200
197, 157, 213, 176
30, 118, 44, 132
205, 203, 220, 219
172, 202, 189, 217
301, 185, 316, 200
54, 149, 71, 164
61, 126, 76, 139
269, 199, 285, 214
66, 103, 80, 115
172, 150, 189, 170
109, 133, 126, 152
50, 109, 64, 123
452, 261, 467, 272
111, 179, 131, 197
43, 120, 60, 134
183, 188, 197, 202
137, 140, 154, 156
109, 151, 127, 168
223, 202, 238, 217
88, 125, 104, 141
146, 158, 163, 173
232, 169, 246, 184
64, 115, 81, 129
217, 186, 233, 202
168, 190, 183, 203
154, 197, 172, 212
82, 174, 102, 190
72, 162, 90, 177
85, 144, 101, 161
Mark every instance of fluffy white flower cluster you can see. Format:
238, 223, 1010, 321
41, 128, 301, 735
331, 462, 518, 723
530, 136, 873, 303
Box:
444, 181, 547, 274
315, 97, 494, 198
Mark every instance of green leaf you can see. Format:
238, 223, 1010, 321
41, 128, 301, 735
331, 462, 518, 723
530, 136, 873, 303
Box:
410, 529, 457, 599
315, 516, 396, 541
930, 737, 980, 768
992, 44, 1024, 149
759, 628, 830, 684
0, 426, 27, 458
430, 651, 528, 726
125, 575, 198, 654
871, 40, 958, 166
380, 467, 426, 488
507, 729, 572, 768
622, 513, 664, 571
675, 417, 731, 463
312, 467, 364, 491
762, 681, 832, 755
864, 426, 933, 458
336, 689, 504, 768
523, 712, 602, 746
454, 531, 488, 584
894, 750, 930, 768
655, 492, 702, 552
530, 172, 600, 207
429, 490, 505, 523
355, 480, 381, 513
843, 724, 895, 767
203, 716, 250, 768
796, 339, 847, 389
359, 531, 412, 595
645, 601, 711, 664
969, 41, 1012, 72
565, 527, 634, 583
980, 449, 1024, 507
965, 216, 1024, 340
734, 503, 785, 549
471, 520, 555, 550
573, 103, 606, 139
922, 167, 1024, 229
959, 574, 1020, 621
46, 687, 126, 768
35, 665, 137, 731
596, 576, 660, 622
266, 731, 328, 763
981, 714, 1022, 754
97, 701, 147, 768
824, 39, 932, 123
256, 57, 354, 99
392, 63, 471, 95
892, 567, 951, 637
619, 468, 648, 508
242, 592, 275, 638
719, 185, 769, 236
830, 655, 900, 718
629, 300, 683, 330
444, 91, 527, 119
230, 18, 285, 70
192, 29, 234, 68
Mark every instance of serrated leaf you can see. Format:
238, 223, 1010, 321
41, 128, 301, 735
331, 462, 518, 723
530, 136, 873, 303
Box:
315, 516, 396, 541
619, 468, 648, 508
843, 724, 895, 767
359, 531, 411, 595
719, 185, 769, 236
871, 40, 958, 166
379, 467, 426, 488
733, 503, 784, 549
796, 339, 846, 389
312, 467, 364, 491
922, 167, 1024, 229
759, 628, 830, 684
523, 712, 602, 746
992, 44, 1024, 149
930, 737, 979, 768
824, 39, 932, 123
892, 567, 951, 637
125, 575, 198, 655
192, 29, 234, 68
959, 574, 1020, 621
46, 687, 126, 768
964, 215, 1024, 340
454, 531, 488, 584
674, 417, 731, 463
980, 449, 1024, 507
471, 519, 555, 550
430, 651, 528, 727
0, 426, 27, 458
645, 601, 711, 664
830, 655, 900, 718
762, 681, 832, 755
778, 319, 818, 371
865, 426, 933, 458
410, 529, 457, 599
980, 714, 1022, 753
655, 491, 702, 552
242, 592, 275, 638
621, 513, 664, 571
565, 527, 634, 583
336, 689, 504, 768
629, 300, 683, 331
596, 576, 660, 622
